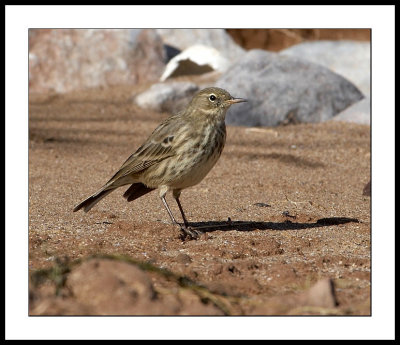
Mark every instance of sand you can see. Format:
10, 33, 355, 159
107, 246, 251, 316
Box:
28, 84, 370, 315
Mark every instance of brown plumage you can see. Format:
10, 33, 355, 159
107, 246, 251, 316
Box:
73, 87, 246, 239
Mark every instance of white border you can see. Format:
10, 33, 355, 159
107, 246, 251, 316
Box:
5, 5, 395, 340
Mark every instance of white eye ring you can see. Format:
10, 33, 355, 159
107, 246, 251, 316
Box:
209, 94, 216, 102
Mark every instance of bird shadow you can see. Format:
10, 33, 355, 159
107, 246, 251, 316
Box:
186, 217, 360, 234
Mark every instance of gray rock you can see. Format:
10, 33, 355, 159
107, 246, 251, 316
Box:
281, 40, 370, 96
331, 96, 370, 125
29, 29, 166, 93
134, 82, 199, 113
216, 49, 364, 127
156, 29, 245, 62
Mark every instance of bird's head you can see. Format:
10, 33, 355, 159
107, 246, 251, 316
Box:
187, 87, 246, 120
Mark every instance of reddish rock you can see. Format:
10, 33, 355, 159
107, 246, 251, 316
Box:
30, 258, 225, 316
226, 29, 371, 51
29, 29, 165, 93
67, 258, 159, 315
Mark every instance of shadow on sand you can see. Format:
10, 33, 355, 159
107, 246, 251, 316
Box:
187, 217, 360, 233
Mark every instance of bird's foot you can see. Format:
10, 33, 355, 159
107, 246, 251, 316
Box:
179, 224, 203, 240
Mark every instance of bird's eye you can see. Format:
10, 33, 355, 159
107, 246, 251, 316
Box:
209, 94, 216, 102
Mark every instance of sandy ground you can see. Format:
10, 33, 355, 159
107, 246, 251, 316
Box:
28, 85, 370, 315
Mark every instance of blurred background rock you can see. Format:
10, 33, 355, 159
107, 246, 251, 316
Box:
29, 28, 370, 126
226, 29, 370, 51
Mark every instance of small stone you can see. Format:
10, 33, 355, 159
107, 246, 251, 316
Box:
363, 181, 371, 196
134, 81, 199, 113
302, 278, 338, 308
176, 253, 192, 264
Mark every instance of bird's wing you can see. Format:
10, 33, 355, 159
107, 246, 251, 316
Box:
105, 114, 183, 185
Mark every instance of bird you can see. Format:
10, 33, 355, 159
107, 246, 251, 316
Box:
73, 87, 246, 239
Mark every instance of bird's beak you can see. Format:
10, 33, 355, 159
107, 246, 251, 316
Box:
225, 98, 247, 105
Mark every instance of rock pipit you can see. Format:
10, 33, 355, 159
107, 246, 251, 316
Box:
73, 87, 246, 239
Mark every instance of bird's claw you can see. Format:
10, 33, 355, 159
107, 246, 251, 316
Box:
179, 224, 203, 240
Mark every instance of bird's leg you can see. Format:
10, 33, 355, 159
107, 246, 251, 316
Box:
172, 189, 202, 239
175, 198, 189, 228
172, 189, 189, 228
162, 195, 199, 239
161, 195, 180, 226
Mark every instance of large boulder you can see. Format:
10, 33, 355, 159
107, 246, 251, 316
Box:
331, 97, 370, 125
216, 49, 364, 127
29, 29, 166, 93
280, 40, 370, 96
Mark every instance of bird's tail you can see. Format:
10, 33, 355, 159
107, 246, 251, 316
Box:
73, 188, 115, 213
